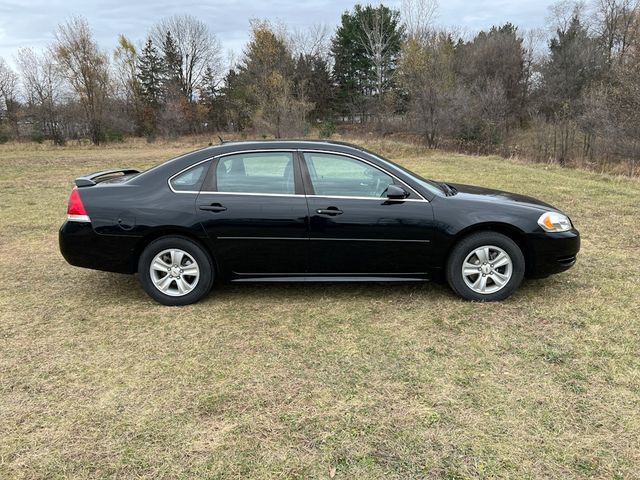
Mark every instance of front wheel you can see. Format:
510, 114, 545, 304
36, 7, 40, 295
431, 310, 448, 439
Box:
446, 231, 525, 301
138, 236, 214, 306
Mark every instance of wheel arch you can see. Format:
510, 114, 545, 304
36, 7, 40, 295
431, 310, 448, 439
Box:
445, 222, 532, 275
131, 229, 218, 275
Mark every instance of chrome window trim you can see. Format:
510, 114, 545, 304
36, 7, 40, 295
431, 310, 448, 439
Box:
167, 151, 300, 195
198, 191, 302, 198
213, 149, 298, 158
211, 149, 298, 196
168, 157, 214, 194
307, 194, 427, 203
167, 148, 428, 202
301, 149, 428, 201
196, 192, 426, 201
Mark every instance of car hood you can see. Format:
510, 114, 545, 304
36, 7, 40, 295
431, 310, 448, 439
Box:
448, 183, 559, 212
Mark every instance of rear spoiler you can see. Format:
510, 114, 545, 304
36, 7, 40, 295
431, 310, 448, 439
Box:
74, 168, 140, 187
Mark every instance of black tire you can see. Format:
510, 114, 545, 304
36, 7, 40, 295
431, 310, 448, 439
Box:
446, 231, 525, 302
138, 236, 214, 306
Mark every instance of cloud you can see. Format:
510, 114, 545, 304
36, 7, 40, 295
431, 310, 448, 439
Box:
0, 0, 557, 68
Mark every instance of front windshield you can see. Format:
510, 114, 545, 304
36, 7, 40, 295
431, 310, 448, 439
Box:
364, 150, 444, 196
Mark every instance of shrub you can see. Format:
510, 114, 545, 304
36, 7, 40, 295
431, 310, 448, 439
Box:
318, 120, 336, 138
105, 129, 125, 143
31, 130, 45, 144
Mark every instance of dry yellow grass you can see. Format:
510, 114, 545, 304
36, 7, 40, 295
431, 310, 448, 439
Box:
0, 137, 639, 479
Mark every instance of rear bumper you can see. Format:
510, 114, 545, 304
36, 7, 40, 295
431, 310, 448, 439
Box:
526, 229, 580, 278
59, 221, 138, 274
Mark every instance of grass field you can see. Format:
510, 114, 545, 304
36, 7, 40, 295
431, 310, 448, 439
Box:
1, 137, 639, 479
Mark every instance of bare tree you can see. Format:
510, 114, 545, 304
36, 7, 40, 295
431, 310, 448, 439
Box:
399, 32, 456, 147
240, 20, 311, 138
53, 16, 111, 144
0, 58, 20, 139
521, 28, 547, 121
113, 35, 139, 102
0, 58, 16, 101
548, 0, 588, 33
289, 24, 331, 60
401, 0, 438, 40
113, 35, 144, 134
591, 0, 640, 63
17, 48, 66, 144
150, 14, 222, 102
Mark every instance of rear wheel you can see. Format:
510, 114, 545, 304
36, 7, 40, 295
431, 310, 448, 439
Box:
446, 231, 524, 301
138, 236, 214, 306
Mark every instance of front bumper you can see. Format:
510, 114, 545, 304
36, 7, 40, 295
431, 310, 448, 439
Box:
526, 229, 580, 278
59, 221, 138, 274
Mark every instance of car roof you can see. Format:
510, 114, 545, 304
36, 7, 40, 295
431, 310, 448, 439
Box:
204, 139, 371, 154
131, 139, 384, 186
216, 138, 360, 147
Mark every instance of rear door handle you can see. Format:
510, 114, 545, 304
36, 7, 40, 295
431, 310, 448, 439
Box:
316, 207, 343, 216
199, 203, 227, 212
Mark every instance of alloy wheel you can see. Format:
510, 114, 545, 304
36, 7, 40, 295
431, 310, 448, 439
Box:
149, 248, 200, 297
461, 245, 513, 294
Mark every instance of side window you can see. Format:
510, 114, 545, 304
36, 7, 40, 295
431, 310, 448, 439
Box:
304, 152, 393, 198
170, 162, 208, 192
216, 152, 295, 194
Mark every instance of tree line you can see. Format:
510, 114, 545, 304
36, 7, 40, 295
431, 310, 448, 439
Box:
0, 0, 639, 174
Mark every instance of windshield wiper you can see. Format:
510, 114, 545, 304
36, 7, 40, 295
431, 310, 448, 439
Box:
438, 182, 457, 196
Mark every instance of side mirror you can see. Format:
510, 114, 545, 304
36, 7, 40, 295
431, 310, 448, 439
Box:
386, 184, 408, 199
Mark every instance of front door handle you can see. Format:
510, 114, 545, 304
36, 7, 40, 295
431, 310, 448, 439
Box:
199, 203, 227, 212
316, 207, 343, 216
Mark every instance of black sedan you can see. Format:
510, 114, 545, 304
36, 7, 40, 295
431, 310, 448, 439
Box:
59, 140, 580, 305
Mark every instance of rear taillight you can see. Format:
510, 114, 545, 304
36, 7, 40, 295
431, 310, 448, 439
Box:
67, 187, 91, 222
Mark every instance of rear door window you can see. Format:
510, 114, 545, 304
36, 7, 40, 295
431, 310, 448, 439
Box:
215, 152, 295, 194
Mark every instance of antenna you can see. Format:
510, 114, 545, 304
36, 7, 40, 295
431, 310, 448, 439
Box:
218, 135, 225, 144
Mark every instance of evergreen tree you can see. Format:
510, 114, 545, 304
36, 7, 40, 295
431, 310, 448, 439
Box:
137, 39, 164, 106
162, 31, 183, 97
540, 15, 606, 163
200, 65, 217, 101
331, 9, 369, 119
543, 16, 605, 108
293, 53, 334, 121
198, 65, 225, 131
219, 68, 252, 132
136, 38, 165, 136
331, 4, 404, 121
456, 24, 527, 127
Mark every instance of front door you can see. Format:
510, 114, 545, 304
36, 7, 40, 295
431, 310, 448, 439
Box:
196, 151, 309, 277
302, 151, 435, 276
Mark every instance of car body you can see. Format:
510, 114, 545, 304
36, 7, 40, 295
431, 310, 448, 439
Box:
59, 140, 580, 304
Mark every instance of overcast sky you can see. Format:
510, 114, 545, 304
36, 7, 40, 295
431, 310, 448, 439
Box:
0, 0, 558, 67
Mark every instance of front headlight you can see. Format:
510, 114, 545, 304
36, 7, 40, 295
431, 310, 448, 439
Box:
537, 212, 572, 232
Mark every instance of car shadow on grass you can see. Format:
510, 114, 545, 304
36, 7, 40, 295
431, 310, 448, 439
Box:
214, 280, 451, 302
78, 270, 564, 306
79, 271, 455, 303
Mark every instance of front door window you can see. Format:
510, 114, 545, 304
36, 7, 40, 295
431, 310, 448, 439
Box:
303, 152, 393, 198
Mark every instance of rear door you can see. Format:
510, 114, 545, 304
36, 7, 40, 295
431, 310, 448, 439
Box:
195, 150, 309, 277
302, 151, 435, 276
